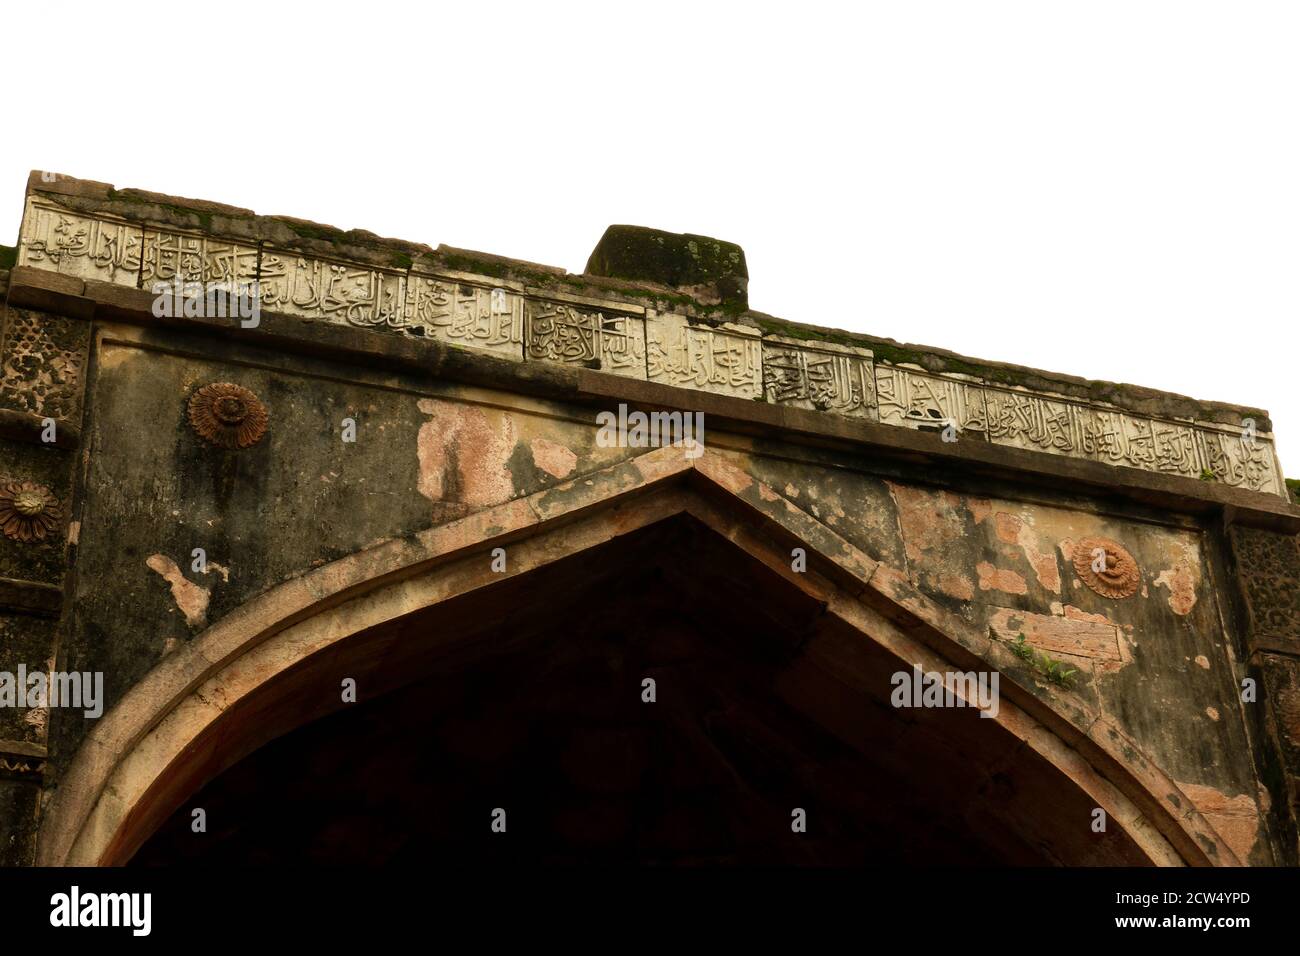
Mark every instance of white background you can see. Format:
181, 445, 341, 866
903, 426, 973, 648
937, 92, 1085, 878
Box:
5, 1, 1297, 470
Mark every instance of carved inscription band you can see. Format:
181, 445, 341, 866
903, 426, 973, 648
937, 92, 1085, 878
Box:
16, 198, 1285, 497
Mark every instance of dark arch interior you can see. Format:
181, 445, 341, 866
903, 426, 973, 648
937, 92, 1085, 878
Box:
131, 514, 1152, 866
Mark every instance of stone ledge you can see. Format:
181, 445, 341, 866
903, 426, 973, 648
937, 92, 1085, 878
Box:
0, 576, 62, 616
0, 737, 47, 780
26, 269, 1297, 533
9, 173, 1289, 501
0, 405, 82, 450
19, 172, 1271, 429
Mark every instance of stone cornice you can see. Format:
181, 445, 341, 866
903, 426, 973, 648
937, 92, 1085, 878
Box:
9, 172, 1290, 504
7, 264, 1297, 534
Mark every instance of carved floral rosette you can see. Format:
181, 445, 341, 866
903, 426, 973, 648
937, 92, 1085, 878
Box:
1073, 537, 1140, 599
187, 383, 269, 449
0, 480, 62, 543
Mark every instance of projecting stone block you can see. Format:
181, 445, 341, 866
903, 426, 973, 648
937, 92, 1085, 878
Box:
585, 225, 748, 308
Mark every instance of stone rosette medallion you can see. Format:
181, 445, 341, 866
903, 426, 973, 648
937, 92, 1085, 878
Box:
1073, 537, 1140, 599
188, 383, 269, 449
0, 480, 62, 543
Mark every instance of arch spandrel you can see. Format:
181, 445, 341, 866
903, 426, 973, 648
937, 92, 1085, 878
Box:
37, 446, 1237, 867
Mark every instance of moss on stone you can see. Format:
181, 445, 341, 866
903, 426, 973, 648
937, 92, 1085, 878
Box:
588, 225, 746, 284
277, 219, 350, 245
430, 249, 725, 317
750, 312, 1267, 426
58, 179, 1268, 429
754, 315, 917, 361
586, 225, 748, 308
105, 188, 215, 232
438, 252, 510, 280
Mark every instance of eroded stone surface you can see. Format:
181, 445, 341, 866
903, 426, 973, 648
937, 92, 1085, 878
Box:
18, 197, 141, 286
646, 312, 761, 398
1176, 782, 1261, 864
259, 247, 405, 327
526, 299, 646, 379
988, 607, 1124, 663
0, 307, 90, 421
762, 336, 875, 419
145, 554, 210, 629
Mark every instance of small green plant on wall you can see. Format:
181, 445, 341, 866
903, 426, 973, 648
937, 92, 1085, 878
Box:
1009, 633, 1078, 689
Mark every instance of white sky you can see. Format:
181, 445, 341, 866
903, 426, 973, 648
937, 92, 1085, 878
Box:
5, 1, 1297, 471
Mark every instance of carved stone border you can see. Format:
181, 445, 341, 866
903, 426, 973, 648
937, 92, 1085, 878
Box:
13, 197, 1289, 499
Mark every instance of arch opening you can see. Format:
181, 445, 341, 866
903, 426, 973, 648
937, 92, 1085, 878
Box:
130, 516, 1149, 865
40, 449, 1227, 867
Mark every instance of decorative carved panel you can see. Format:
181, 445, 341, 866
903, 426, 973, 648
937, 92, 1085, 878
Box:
1198, 426, 1282, 495
646, 312, 761, 399
18, 199, 141, 286
525, 300, 646, 379
763, 336, 875, 419
1259, 653, 1300, 768
980, 385, 1281, 495
0, 308, 91, 422
1230, 525, 1300, 656
987, 388, 1092, 458
404, 275, 524, 359
1072, 537, 1141, 599
876, 364, 987, 434
9, 202, 1289, 498
141, 229, 259, 289
187, 383, 269, 450
258, 248, 405, 327
0, 481, 62, 543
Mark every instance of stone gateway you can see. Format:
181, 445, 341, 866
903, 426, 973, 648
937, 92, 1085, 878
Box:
1, 171, 1298, 866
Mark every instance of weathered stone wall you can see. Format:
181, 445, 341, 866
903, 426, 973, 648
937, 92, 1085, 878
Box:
0, 266, 87, 864
2, 172, 1298, 865
734, 446, 1275, 861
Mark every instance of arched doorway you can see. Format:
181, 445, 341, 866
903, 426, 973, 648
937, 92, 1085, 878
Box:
38, 448, 1234, 866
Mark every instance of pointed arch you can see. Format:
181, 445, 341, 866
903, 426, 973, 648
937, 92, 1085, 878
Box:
37, 445, 1239, 866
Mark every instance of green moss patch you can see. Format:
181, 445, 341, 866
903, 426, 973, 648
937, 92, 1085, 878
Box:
585, 225, 748, 307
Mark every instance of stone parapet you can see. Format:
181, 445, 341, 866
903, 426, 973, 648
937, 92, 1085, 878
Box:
12, 172, 1288, 499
